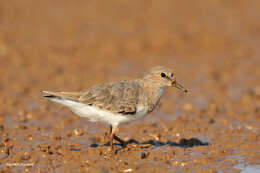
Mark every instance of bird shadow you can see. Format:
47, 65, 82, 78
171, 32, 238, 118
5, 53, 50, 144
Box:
69, 138, 209, 153
101, 137, 209, 149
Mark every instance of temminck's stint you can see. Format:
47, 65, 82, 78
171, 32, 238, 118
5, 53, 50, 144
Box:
42, 66, 187, 151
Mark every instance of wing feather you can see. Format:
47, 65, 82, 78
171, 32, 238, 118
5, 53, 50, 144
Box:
79, 80, 139, 114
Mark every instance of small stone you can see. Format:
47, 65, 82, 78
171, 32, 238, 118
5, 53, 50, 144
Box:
73, 128, 84, 136
21, 152, 31, 160
140, 152, 149, 159
51, 134, 62, 140
209, 118, 215, 124
150, 133, 161, 140
139, 143, 152, 148
123, 168, 133, 172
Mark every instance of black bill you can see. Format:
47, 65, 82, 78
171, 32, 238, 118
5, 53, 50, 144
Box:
173, 81, 188, 93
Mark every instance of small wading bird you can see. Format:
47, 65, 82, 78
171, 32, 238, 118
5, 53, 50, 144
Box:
42, 66, 187, 152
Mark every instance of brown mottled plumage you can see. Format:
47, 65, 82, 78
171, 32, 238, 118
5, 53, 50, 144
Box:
79, 80, 140, 114
42, 66, 187, 152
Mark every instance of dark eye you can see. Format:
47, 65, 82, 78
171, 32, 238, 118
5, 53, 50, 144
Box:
171, 73, 173, 77
161, 73, 166, 78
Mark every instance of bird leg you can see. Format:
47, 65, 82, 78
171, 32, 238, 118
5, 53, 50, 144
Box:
109, 125, 126, 145
109, 125, 126, 151
114, 135, 126, 145
109, 125, 113, 134
110, 131, 115, 151
109, 125, 117, 151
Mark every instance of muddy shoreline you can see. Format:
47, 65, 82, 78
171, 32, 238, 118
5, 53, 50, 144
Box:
0, 1, 260, 172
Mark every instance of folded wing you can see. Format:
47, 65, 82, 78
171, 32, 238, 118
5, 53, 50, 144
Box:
79, 81, 140, 114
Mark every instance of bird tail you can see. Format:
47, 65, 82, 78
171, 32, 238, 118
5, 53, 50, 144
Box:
41, 91, 80, 102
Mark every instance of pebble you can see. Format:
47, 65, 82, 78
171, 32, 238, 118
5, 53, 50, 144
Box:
73, 128, 84, 136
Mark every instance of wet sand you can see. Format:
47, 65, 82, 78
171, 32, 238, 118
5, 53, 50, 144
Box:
0, 0, 260, 172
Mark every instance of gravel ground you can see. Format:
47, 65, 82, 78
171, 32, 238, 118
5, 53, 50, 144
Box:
0, 1, 259, 172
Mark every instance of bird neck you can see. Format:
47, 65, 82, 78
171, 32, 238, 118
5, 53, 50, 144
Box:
139, 79, 165, 113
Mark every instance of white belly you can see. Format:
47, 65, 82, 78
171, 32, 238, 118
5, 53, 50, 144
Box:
50, 98, 148, 126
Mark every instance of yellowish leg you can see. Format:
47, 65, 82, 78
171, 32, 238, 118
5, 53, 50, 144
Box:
114, 135, 126, 145
109, 125, 115, 152
109, 125, 125, 153
110, 132, 115, 152
109, 125, 125, 145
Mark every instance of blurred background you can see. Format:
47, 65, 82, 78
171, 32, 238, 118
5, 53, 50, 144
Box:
0, 0, 259, 172
0, 0, 259, 96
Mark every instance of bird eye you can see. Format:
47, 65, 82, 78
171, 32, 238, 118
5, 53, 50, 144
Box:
161, 73, 166, 78
171, 73, 174, 77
